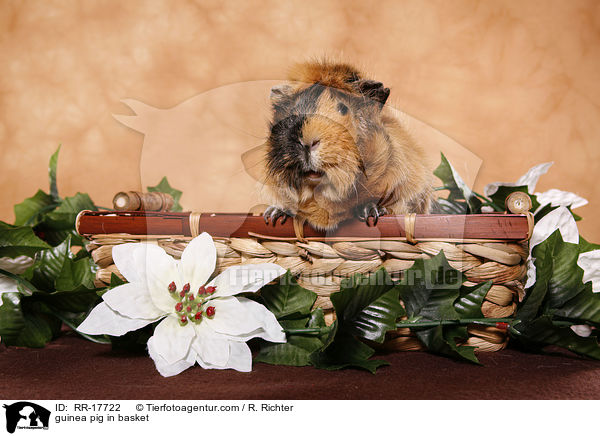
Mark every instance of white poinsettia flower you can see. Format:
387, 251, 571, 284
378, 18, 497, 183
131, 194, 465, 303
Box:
0, 256, 34, 307
578, 250, 600, 293
77, 233, 286, 376
484, 162, 553, 197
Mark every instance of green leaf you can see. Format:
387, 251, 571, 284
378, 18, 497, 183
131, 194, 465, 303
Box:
415, 325, 480, 364
55, 256, 96, 292
454, 281, 492, 318
579, 237, 600, 253
395, 252, 483, 363
0, 293, 26, 345
434, 153, 482, 213
0, 222, 50, 258
14, 312, 55, 348
307, 268, 402, 372
259, 271, 317, 318
397, 253, 463, 321
334, 269, 404, 343
518, 230, 600, 324
49, 145, 60, 201
510, 316, 600, 359
44, 193, 96, 229
26, 237, 72, 292
147, 177, 183, 212
255, 308, 332, 366
309, 329, 389, 373
13, 190, 56, 227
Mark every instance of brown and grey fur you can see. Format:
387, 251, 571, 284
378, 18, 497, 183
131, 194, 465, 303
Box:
262, 60, 432, 231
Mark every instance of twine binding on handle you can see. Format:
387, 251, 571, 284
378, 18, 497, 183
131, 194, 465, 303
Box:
189, 212, 202, 238
404, 213, 417, 243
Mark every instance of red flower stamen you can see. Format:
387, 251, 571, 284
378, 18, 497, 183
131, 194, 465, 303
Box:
194, 312, 202, 320
168, 282, 177, 293
180, 314, 188, 324
198, 286, 206, 295
186, 306, 192, 313
206, 306, 216, 317
183, 283, 190, 293
175, 302, 183, 312
179, 290, 186, 298
206, 286, 216, 295
188, 294, 195, 301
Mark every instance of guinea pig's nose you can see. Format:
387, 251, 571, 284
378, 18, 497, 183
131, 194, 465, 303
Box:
302, 138, 320, 151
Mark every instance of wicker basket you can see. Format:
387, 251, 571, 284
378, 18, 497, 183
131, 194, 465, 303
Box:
77, 194, 533, 354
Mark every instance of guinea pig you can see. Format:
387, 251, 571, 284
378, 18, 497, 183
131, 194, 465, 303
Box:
261, 60, 432, 231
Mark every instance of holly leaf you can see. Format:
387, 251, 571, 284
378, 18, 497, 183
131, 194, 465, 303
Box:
147, 177, 183, 211
517, 230, 600, 324
259, 271, 316, 318
49, 145, 60, 201
334, 269, 404, 343
55, 256, 97, 292
255, 308, 331, 366
395, 252, 482, 363
397, 253, 463, 320
25, 237, 72, 292
0, 222, 50, 258
433, 198, 469, 215
13, 190, 56, 227
434, 153, 482, 213
307, 269, 402, 372
39, 193, 96, 246
454, 281, 492, 318
510, 316, 600, 359
0, 293, 25, 345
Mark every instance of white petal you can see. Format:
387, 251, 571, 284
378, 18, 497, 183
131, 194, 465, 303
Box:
196, 341, 252, 372
525, 206, 579, 288
0, 256, 34, 274
151, 316, 196, 364
102, 282, 165, 320
77, 302, 154, 336
192, 331, 230, 367
148, 335, 196, 377
535, 189, 588, 210
234, 297, 286, 343
203, 296, 262, 337
578, 250, 600, 293
0, 276, 19, 293
180, 233, 216, 292
111, 243, 144, 283
516, 162, 553, 193
133, 244, 183, 313
207, 264, 286, 297
484, 162, 553, 197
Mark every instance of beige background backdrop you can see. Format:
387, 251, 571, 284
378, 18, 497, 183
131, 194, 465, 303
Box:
1, 0, 598, 240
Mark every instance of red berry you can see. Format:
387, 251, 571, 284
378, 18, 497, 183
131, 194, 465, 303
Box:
180, 314, 188, 324
188, 294, 195, 301
168, 282, 177, 293
186, 306, 192, 312
198, 286, 206, 295
179, 290, 186, 298
496, 322, 509, 330
206, 286, 216, 295
206, 306, 215, 317
183, 283, 190, 293
194, 312, 202, 320
175, 302, 183, 312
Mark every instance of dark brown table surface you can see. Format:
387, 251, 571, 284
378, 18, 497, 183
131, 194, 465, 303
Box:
1, 332, 599, 400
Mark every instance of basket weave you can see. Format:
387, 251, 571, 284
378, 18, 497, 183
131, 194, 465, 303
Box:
87, 232, 528, 353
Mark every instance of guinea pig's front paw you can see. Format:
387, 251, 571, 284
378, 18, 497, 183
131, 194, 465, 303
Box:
355, 202, 387, 226
264, 206, 294, 226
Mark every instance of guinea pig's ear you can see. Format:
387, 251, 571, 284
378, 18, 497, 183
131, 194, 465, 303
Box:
355, 80, 390, 106
270, 84, 293, 103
